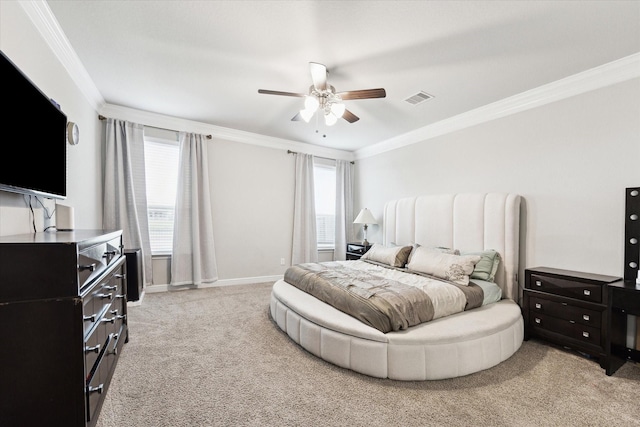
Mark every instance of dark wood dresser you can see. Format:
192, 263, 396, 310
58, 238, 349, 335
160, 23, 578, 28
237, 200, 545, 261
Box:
523, 267, 626, 375
0, 230, 128, 427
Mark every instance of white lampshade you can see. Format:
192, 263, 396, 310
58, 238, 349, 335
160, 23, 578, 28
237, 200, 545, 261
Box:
324, 113, 338, 126
304, 95, 319, 112
299, 108, 315, 123
354, 208, 377, 225
330, 102, 346, 118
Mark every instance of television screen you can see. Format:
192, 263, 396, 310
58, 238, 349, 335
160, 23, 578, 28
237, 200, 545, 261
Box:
0, 50, 68, 200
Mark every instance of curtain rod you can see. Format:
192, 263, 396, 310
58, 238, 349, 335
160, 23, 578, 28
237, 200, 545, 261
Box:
287, 150, 354, 164
98, 115, 212, 139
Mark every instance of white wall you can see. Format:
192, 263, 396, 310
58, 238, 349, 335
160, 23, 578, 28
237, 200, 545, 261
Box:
355, 78, 640, 280
209, 138, 295, 280
0, 1, 103, 235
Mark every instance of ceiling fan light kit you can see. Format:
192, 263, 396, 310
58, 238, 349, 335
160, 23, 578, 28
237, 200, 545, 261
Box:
259, 62, 386, 127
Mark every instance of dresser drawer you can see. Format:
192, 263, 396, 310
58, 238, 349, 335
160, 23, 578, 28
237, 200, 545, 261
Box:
530, 273, 602, 303
84, 325, 106, 379
78, 236, 123, 292
528, 294, 602, 328
529, 312, 601, 345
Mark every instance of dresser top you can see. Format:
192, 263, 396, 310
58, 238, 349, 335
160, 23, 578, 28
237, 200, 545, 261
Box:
0, 229, 121, 245
526, 266, 621, 284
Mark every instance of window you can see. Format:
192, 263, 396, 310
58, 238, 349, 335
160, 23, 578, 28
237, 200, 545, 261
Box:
144, 135, 179, 255
314, 159, 336, 250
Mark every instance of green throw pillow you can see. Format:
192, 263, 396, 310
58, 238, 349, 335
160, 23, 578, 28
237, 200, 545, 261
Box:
462, 249, 500, 282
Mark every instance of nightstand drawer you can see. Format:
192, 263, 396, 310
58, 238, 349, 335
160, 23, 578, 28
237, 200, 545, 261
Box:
347, 244, 367, 254
530, 273, 602, 303
529, 312, 601, 345
528, 294, 602, 327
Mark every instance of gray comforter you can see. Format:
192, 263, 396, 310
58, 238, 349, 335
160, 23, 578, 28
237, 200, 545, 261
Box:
284, 261, 484, 333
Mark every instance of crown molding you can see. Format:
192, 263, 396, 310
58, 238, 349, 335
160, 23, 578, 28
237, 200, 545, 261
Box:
20, 1, 105, 110
355, 52, 640, 160
100, 104, 355, 161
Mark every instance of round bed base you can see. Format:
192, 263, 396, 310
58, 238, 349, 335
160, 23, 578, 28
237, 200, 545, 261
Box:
270, 279, 524, 380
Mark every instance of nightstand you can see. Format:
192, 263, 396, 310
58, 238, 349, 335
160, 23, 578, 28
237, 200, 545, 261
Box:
523, 267, 626, 375
346, 242, 372, 260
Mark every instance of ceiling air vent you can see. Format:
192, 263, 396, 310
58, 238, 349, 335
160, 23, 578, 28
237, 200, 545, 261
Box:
404, 91, 434, 105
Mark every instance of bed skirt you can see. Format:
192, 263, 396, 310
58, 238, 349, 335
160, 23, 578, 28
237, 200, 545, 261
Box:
270, 279, 524, 380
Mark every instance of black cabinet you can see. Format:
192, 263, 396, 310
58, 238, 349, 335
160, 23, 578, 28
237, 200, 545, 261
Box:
346, 242, 372, 260
0, 230, 128, 427
523, 267, 625, 375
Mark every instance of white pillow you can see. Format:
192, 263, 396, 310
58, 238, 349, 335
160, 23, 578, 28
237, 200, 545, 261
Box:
407, 246, 481, 286
360, 243, 413, 268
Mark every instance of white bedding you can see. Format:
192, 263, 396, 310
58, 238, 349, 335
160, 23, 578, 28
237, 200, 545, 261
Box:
336, 260, 501, 319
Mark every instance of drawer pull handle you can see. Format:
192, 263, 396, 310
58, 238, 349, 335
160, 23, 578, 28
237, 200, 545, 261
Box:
115, 273, 126, 280
116, 314, 127, 321
79, 263, 96, 272
103, 285, 117, 291
535, 280, 542, 287
110, 309, 119, 315
583, 314, 590, 321
88, 384, 104, 395
85, 344, 101, 354
97, 293, 113, 300
583, 289, 591, 296
103, 251, 117, 258
534, 318, 541, 324
535, 303, 541, 309
569, 320, 575, 324
116, 294, 126, 299
102, 317, 116, 324
582, 331, 590, 338
83, 314, 96, 322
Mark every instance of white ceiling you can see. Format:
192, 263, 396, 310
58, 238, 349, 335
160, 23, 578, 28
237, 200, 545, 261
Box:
45, 0, 640, 152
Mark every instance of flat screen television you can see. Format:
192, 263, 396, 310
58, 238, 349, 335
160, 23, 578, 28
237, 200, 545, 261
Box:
0, 50, 68, 200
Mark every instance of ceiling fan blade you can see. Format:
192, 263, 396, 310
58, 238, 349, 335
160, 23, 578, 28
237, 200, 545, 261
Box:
342, 109, 360, 123
309, 62, 328, 91
258, 89, 305, 97
337, 88, 386, 100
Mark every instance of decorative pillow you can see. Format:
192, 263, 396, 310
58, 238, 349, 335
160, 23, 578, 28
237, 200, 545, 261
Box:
360, 243, 413, 268
407, 246, 481, 286
407, 244, 459, 264
462, 249, 501, 282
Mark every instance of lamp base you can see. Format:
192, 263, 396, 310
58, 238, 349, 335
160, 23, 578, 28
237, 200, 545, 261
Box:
362, 239, 370, 246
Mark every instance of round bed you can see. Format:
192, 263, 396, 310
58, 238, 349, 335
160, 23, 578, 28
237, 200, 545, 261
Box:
270, 193, 524, 380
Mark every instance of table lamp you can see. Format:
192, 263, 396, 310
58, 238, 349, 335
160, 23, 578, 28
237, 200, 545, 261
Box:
353, 208, 377, 246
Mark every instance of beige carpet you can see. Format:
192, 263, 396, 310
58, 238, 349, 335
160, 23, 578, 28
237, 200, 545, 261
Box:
96, 282, 640, 427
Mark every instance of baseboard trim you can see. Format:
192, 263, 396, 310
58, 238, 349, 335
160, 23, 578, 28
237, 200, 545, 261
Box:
144, 275, 283, 294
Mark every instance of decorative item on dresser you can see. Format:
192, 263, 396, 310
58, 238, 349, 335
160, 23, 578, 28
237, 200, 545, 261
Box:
523, 267, 626, 375
0, 230, 128, 427
346, 242, 372, 260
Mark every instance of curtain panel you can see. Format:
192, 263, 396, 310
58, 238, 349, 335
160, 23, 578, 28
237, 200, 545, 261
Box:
170, 132, 218, 286
334, 160, 354, 260
291, 153, 318, 265
103, 118, 153, 285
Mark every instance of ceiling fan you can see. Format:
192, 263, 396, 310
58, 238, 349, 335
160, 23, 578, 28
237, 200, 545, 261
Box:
258, 62, 386, 126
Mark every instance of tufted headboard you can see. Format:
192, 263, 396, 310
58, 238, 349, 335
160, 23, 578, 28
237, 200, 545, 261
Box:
383, 193, 522, 301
